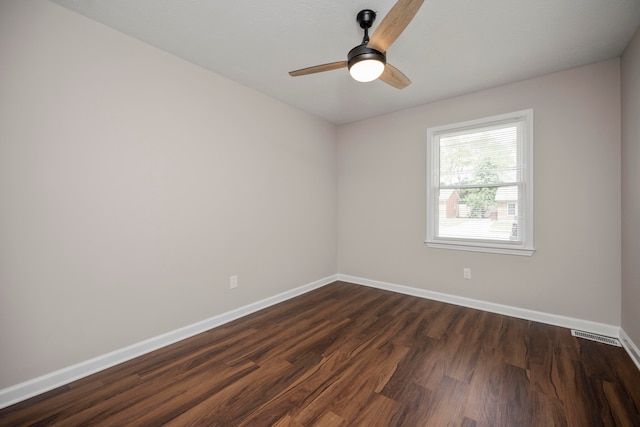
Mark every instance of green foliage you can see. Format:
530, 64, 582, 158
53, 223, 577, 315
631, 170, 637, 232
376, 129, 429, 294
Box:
459, 159, 500, 218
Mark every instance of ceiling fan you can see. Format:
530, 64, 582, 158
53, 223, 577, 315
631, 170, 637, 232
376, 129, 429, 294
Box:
288, 0, 424, 89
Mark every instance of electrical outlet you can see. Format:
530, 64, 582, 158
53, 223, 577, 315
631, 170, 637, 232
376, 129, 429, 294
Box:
229, 275, 238, 289
463, 268, 471, 280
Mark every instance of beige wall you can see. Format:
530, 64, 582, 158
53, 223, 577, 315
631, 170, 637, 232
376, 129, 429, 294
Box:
337, 60, 622, 325
0, 1, 337, 388
622, 28, 640, 347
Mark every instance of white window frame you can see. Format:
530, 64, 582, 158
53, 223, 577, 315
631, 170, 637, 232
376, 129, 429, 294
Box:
426, 109, 534, 256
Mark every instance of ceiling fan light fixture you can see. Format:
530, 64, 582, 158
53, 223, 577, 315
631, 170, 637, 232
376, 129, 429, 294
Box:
347, 45, 386, 82
288, 1, 421, 89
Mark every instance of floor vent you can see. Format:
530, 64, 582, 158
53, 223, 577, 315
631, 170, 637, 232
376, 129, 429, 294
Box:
571, 330, 621, 347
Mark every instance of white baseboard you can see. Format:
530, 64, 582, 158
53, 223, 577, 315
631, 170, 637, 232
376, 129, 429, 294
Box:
337, 274, 622, 338
620, 328, 640, 371
0, 274, 338, 410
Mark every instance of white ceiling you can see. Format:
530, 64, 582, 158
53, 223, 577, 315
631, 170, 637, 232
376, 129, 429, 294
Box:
51, 0, 640, 124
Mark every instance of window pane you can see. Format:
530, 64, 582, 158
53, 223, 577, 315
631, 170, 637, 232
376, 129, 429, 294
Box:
438, 186, 519, 242
439, 125, 518, 186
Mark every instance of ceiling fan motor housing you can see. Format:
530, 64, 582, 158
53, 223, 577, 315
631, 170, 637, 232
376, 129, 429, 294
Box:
347, 44, 386, 70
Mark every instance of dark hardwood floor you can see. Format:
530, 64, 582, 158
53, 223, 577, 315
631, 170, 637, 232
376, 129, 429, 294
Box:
2, 281, 639, 426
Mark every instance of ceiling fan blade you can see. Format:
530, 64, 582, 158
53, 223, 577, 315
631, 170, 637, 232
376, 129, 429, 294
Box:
368, 0, 424, 53
379, 63, 411, 89
289, 61, 348, 76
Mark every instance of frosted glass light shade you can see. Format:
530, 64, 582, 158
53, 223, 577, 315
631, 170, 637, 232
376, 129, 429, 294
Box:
349, 59, 385, 82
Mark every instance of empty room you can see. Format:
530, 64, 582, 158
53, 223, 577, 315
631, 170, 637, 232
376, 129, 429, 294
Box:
1, 0, 640, 425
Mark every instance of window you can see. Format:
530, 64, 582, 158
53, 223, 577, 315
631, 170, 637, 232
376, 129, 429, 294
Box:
426, 109, 534, 256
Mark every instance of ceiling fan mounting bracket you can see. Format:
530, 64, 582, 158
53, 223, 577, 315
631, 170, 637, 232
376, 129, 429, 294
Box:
356, 9, 377, 29
356, 9, 377, 45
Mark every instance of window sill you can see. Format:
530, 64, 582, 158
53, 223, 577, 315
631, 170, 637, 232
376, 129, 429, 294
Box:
425, 241, 535, 256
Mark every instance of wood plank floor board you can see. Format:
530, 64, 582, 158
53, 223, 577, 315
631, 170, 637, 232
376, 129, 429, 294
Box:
386, 382, 433, 426
347, 392, 398, 427
2, 281, 639, 426
244, 351, 354, 426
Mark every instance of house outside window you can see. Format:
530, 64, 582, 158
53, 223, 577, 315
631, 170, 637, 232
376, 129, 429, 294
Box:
495, 187, 518, 220
426, 109, 534, 256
